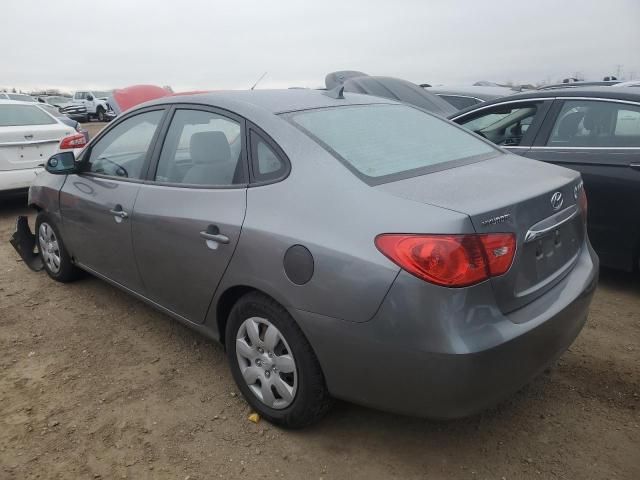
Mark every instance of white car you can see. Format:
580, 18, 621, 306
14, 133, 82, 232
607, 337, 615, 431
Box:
0, 100, 86, 194
0, 92, 37, 102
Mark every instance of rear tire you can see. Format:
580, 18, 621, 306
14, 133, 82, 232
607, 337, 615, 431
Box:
96, 107, 105, 122
35, 213, 81, 283
225, 292, 332, 428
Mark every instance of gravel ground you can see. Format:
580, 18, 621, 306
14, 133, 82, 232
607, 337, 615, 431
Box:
0, 127, 638, 479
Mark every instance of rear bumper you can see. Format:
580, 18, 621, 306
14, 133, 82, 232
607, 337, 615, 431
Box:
0, 167, 44, 192
294, 240, 598, 418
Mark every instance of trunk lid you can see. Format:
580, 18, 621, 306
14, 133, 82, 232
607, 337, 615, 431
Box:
0, 124, 72, 171
376, 154, 585, 313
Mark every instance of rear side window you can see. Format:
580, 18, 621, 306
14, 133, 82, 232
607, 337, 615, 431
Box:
249, 131, 288, 182
290, 104, 496, 181
547, 100, 640, 147
438, 94, 480, 110
155, 109, 244, 186
0, 104, 57, 126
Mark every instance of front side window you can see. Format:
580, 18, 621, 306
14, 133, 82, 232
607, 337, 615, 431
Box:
547, 100, 640, 147
0, 104, 57, 126
86, 110, 163, 179
74, 92, 85, 100
155, 109, 243, 186
458, 103, 540, 146
290, 104, 496, 181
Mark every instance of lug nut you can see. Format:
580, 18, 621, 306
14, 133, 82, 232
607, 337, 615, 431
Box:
258, 347, 264, 354
256, 359, 262, 366
265, 370, 271, 378
268, 352, 274, 358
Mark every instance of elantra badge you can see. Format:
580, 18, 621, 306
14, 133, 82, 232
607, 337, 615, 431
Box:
550, 192, 564, 210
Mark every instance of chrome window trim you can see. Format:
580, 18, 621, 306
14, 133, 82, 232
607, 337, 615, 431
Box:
452, 96, 640, 121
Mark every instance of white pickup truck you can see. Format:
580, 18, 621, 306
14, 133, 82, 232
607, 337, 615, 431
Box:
71, 90, 115, 122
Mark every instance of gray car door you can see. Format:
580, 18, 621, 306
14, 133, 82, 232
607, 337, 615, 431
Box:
60, 108, 166, 291
131, 107, 248, 324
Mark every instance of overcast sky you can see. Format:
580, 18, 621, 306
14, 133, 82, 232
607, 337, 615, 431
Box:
2, 0, 639, 92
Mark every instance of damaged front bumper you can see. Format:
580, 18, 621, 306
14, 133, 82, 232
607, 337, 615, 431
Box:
9, 216, 43, 272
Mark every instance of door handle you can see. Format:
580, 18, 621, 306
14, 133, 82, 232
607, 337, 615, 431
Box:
199, 231, 230, 244
109, 207, 128, 219
630, 162, 640, 171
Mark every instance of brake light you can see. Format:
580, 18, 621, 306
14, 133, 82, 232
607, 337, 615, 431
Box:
578, 185, 588, 225
59, 133, 86, 150
375, 233, 516, 287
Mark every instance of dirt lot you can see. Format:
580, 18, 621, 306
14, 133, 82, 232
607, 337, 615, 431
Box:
1, 133, 639, 478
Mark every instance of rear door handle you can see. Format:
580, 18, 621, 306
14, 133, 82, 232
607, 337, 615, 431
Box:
629, 163, 640, 171
109, 205, 129, 221
200, 230, 230, 244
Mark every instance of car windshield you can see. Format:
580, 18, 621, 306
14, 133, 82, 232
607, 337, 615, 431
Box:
38, 104, 64, 118
0, 104, 57, 126
290, 104, 497, 181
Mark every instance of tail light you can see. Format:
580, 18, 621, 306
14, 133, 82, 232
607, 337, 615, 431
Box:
375, 233, 516, 287
577, 184, 588, 225
59, 133, 87, 150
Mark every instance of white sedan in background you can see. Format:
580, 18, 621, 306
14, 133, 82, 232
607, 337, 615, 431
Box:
1, 99, 86, 194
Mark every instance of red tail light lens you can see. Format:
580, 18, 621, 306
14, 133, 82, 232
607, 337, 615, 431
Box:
578, 186, 588, 224
59, 133, 87, 150
375, 233, 516, 287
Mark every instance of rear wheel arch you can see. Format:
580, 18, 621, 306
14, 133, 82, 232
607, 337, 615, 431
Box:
216, 285, 257, 345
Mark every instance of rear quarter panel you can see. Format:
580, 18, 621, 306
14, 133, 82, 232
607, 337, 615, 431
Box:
209, 115, 474, 325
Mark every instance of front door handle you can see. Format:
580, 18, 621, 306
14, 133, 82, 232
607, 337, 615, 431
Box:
200, 231, 230, 244
630, 162, 640, 171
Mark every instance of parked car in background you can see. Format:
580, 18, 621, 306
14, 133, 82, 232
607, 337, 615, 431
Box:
612, 80, 640, 88
538, 81, 621, 90
0, 92, 37, 102
36, 103, 89, 142
12, 89, 597, 428
451, 87, 640, 271
423, 85, 516, 110
39, 95, 73, 108
71, 90, 115, 122
325, 72, 457, 116
0, 100, 85, 195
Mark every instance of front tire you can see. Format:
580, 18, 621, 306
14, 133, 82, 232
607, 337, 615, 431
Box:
226, 292, 332, 428
96, 107, 105, 122
35, 213, 81, 283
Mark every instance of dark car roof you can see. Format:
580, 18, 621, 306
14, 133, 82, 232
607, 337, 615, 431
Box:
145, 88, 398, 118
450, 87, 640, 119
339, 76, 457, 116
425, 86, 517, 101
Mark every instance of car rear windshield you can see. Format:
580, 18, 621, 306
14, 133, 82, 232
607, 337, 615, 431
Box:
0, 104, 57, 126
290, 104, 497, 182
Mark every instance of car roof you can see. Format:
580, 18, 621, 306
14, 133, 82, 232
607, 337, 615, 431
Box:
425, 85, 517, 100
0, 99, 42, 105
450, 86, 640, 118
144, 89, 399, 117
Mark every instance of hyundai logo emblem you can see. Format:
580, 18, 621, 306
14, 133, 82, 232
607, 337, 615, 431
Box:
550, 192, 564, 210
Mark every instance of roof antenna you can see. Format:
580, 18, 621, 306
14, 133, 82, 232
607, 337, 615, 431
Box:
250, 72, 268, 90
323, 85, 345, 99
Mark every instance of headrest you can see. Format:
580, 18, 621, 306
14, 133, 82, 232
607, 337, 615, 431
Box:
190, 131, 231, 165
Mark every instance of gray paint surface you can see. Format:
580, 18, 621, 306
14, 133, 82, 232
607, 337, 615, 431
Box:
26, 89, 598, 418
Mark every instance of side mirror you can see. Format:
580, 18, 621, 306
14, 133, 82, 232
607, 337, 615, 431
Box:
45, 152, 77, 175
86, 95, 94, 101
